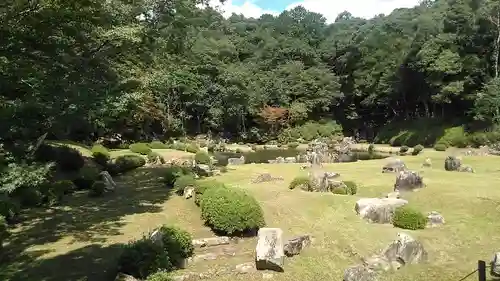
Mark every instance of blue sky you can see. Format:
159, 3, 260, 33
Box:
206, 0, 422, 23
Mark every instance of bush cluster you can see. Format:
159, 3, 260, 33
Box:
186, 143, 199, 153
73, 164, 100, 190
147, 152, 165, 164
35, 143, 84, 172
112, 155, 146, 174
164, 165, 194, 187
412, 144, 424, 155
199, 185, 265, 235
118, 226, 193, 279
129, 143, 152, 155
399, 145, 409, 154
146, 271, 173, 281
287, 142, 299, 149
288, 176, 310, 190
42, 180, 75, 205
433, 142, 447, 151
88, 181, 106, 197
149, 141, 169, 149
173, 175, 196, 195
392, 206, 427, 230
0, 215, 9, 250
91, 144, 110, 166
343, 181, 358, 195
194, 152, 211, 165
194, 180, 225, 206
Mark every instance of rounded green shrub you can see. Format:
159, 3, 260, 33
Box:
91, 144, 110, 166
146, 271, 173, 281
129, 143, 152, 155
147, 152, 165, 164
392, 206, 427, 230
332, 187, 347, 195
194, 180, 226, 206
289, 176, 309, 190
200, 186, 265, 235
149, 141, 169, 149
73, 164, 100, 190
186, 143, 199, 153
164, 165, 193, 187
88, 181, 106, 197
399, 145, 409, 154
412, 144, 424, 155
194, 152, 211, 165
43, 180, 75, 205
344, 181, 358, 195
158, 225, 194, 268
287, 142, 299, 149
13, 187, 43, 207
433, 142, 447, 151
114, 155, 146, 174
36, 144, 84, 172
118, 238, 172, 279
173, 175, 196, 195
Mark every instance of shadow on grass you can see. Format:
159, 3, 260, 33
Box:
0, 167, 174, 281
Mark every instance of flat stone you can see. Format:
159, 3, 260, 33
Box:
235, 262, 256, 274
192, 236, 231, 248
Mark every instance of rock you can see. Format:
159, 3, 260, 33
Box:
188, 252, 218, 263
150, 229, 163, 246
379, 233, 427, 267
100, 171, 117, 191
307, 170, 341, 192
394, 170, 424, 192
491, 252, 500, 277
422, 158, 432, 168
382, 158, 406, 173
228, 156, 245, 165
276, 157, 285, 163
343, 265, 377, 281
114, 273, 139, 281
325, 171, 341, 179
284, 157, 296, 163
300, 163, 311, 169
355, 198, 408, 224
251, 173, 284, 184
194, 164, 212, 177
385, 191, 400, 199
262, 272, 274, 279
445, 156, 461, 171
284, 235, 311, 257
184, 186, 195, 199
458, 165, 474, 173
192, 236, 232, 248
235, 262, 256, 274
427, 211, 445, 227
255, 228, 285, 272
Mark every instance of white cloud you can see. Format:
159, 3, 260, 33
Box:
285, 0, 421, 23
202, 0, 421, 23
202, 0, 279, 19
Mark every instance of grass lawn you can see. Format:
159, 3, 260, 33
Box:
2, 150, 500, 281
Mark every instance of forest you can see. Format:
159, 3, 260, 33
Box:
1, 0, 500, 145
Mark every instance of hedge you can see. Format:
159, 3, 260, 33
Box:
392, 206, 427, 230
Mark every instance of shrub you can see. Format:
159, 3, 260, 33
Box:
118, 237, 172, 279
35, 144, 84, 172
433, 142, 447, 151
332, 187, 347, 195
392, 206, 427, 230
164, 165, 193, 187
149, 141, 169, 149
91, 144, 110, 166
213, 154, 228, 167
412, 144, 424, 155
147, 152, 165, 164
200, 186, 265, 235
194, 180, 226, 206
343, 181, 358, 195
88, 181, 106, 197
113, 155, 146, 174
289, 176, 309, 190
146, 271, 173, 281
278, 121, 342, 143
399, 146, 409, 153
186, 143, 199, 154
73, 164, 100, 189
173, 175, 196, 195
158, 226, 194, 268
287, 142, 299, 149
368, 144, 375, 154
42, 180, 75, 205
207, 143, 216, 152
194, 152, 211, 165
250, 144, 258, 151
129, 143, 152, 155
12, 187, 43, 207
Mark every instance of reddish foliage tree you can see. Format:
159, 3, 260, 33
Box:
258, 105, 289, 134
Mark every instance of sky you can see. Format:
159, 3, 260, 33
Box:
204, 0, 422, 23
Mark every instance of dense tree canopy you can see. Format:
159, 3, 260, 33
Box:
1, 0, 500, 143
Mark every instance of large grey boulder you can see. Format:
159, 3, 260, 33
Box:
394, 170, 424, 192
100, 171, 117, 191
426, 211, 445, 228
382, 158, 406, 173
491, 252, 500, 277
444, 156, 461, 171
228, 156, 245, 165
255, 228, 285, 272
355, 198, 408, 224
307, 170, 342, 192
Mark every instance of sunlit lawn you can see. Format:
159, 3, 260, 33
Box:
2, 148, 500, 281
